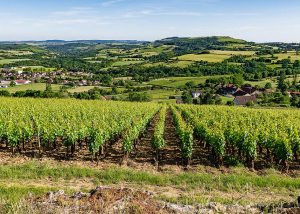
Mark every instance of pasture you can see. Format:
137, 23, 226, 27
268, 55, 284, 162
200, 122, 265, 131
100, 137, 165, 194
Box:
0, 58, 31, 65
0, 83, 61, 93
147, 75, 229, 88
177, 53, 230, 62
176, 50, 256, 63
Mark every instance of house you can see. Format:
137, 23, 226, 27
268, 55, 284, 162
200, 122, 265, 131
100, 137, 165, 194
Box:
241, 86, 257, 94
14, 80, 31, 85
251, 90, 262, 96
289, 91, 300, 97
233, 89, 249, 97
78, 80, 88, 86
219, 84, 237, 95
234, 95, 257, 105
191, 90, 202, 98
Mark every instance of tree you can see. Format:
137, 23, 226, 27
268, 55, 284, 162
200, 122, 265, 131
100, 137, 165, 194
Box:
101, 75, 112, 86
185, 81, 196, 89
292, 73, 298, 87
293, 60, 300, 68
0, 90, 10, 97
128, 92, 151, 102
182, 91, 193, 104
45, 83, 52, 92
264, 82, 272, 89
214, 95, 222, 105
111, 86, 118, 94
290, 95, 300, 107
232, 74, 244, 86
277, 71, 288, 93
9, 81, 16, 87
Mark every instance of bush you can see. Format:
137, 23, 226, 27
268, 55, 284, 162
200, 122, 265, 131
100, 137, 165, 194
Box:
128, 92, 151, 102
226, 101, 234, 106
246, 101, 254, 107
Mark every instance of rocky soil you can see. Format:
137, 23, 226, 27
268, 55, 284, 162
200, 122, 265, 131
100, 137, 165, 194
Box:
22, 186, 300, 214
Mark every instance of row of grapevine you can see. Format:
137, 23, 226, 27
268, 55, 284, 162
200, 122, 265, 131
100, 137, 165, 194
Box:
0, 98, 160, 160
178, 104, 300, 170
171, 106, 194, 167
122, 109, 158, 163
151, 105, 167, 163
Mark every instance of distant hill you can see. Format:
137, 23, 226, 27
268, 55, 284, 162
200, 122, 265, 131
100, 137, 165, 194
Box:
154, 36, 252, 54
0, 40, 146, 46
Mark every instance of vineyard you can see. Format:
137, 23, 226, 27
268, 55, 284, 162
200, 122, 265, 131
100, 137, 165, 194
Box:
0, 97, 299, 171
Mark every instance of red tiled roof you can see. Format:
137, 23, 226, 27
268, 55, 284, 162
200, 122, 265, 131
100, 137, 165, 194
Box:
233, 89, 249, 97
15, 80, 30, 84
290, 91, 300, 95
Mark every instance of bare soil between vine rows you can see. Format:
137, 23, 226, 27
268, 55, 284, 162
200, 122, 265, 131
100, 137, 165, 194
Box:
0, 108, 299, 176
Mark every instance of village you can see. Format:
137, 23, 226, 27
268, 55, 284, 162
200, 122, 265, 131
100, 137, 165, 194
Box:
1, 65, 300, 107
187, 82, 300, 106
0, 66, 99, 88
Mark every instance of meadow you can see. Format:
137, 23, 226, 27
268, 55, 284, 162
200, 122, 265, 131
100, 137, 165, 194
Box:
0, 59, 31, 65
147, 75, 230, 88
0, 83, 61, 93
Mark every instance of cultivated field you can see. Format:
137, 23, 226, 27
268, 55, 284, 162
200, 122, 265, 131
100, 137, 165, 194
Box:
0, 98, 299, 212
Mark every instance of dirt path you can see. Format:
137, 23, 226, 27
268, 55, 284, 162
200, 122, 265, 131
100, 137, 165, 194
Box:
191, 139, 213, 166
130, 113, 159, 164
160, 109, 182, 166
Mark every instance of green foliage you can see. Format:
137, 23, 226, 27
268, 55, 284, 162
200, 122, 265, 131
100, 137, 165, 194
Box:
179, 105, 300, 166
152, 106, 167, 151
171, 106, 193, 159
128, 92, 151, 102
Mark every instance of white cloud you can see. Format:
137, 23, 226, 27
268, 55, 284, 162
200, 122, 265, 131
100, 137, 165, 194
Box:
101, 0, 125, 7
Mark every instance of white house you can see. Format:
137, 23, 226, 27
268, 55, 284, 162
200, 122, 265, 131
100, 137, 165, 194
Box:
191, 90, 202, 98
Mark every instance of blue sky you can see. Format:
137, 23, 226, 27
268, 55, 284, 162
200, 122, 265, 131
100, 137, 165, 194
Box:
1, 0, 300, 42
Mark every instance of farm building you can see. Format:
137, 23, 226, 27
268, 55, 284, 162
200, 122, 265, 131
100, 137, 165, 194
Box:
289, 91, 300, 97
233, 89, 249, 97
234, 95, 257, 105
241, 86, 257, 94
219, 84, 237, 95
14, 80, 31, 85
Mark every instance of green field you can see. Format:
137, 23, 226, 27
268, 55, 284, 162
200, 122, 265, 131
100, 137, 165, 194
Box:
145, 89, 179, 101
245, 79, 277, 88
0, 83, 61, 93
112, 60, 144, 67
177, 54, 230, 62
209, 50, 255, 56
21, 66, 56, 72
148, 75, 230, 88
176, 50, 255, 63
0, 59, 31, 65
121, 89, 178, 102
274, 52, 300, 62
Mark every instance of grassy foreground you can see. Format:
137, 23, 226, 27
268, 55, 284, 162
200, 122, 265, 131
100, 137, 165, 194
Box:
0, 160, 299, 210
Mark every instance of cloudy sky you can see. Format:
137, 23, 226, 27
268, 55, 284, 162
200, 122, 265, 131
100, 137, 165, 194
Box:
1, 0, 300, 42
